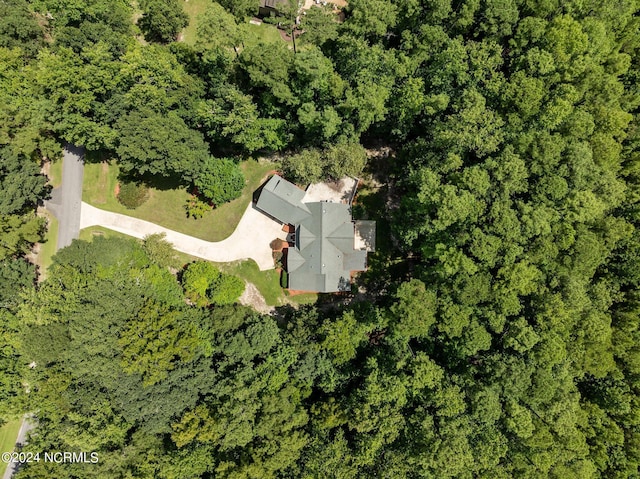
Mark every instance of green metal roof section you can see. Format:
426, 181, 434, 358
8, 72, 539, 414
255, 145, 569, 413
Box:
255, 175, 311, 224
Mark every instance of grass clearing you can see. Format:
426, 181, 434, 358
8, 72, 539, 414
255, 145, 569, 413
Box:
218, 260, 317, 306
219, 260, 283, 306
0, 419, 22, 476
245, 22, 284, 47
181, 0, 212, 45
180, 0, 284, 47
83, 159, 275, 242
286, 292, 318, 305
48, 159, 62, 188
36, 211, 58, 280
79, 226, 132, 243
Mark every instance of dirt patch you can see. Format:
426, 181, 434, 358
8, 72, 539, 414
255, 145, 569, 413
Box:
286, 289, 316, 296
279, 29, 293, 42
238, 281, 274, 314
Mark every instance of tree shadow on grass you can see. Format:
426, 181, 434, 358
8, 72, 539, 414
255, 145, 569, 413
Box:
118, 171, 186, 192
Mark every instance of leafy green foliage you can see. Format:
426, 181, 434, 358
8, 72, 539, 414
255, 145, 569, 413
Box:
142, 233, 177, 268
0, 0, 44, 57
0, 148, 48, 215
139, 0, 189, 44
300, 5, 339, 47
119, 299, 202, 386
282, 143, 367, 183
184, 194, 211, 219
182, 261, 244, 306
3, 0, 640, 476
193, 158, 244, 206
0, 213, 45, 261
32, 0, 133, 53
216, 0, 259, 20
115, 109, 210, 180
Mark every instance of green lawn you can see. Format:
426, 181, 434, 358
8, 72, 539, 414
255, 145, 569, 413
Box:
219, 260, 284, 306
180, 0, 284, 47
181, 0, 212, 45
0, 419, 22, 477
83, 159, 275, 242
37, 212, 58, 281
245, 22, 285, 47
285, 291, 318, 305
48, 159, 62, 188
79, 225, 132, 243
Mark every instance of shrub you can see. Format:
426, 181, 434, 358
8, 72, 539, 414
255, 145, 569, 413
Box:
185, 195, 210, 219
273, 250, 283, 268
194, 158, 245, 206
210, 273, 244, 305
117, 181, 149, 209
182, 261, 244, 306
281, 143, 367, 184
280, 270, 288, 288
325, 143, 367, 179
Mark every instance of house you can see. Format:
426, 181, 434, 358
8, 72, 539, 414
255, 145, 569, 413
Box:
258, 0, 290, 17
256, 175, 375, 293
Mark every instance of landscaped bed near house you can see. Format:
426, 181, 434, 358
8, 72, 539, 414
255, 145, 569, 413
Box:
82, 159, 275, 242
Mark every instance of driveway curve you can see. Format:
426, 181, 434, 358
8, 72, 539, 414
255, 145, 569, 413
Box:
80, 202, 287, 271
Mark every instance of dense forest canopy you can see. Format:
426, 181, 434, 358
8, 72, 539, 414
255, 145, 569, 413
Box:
0, 0, 639, 477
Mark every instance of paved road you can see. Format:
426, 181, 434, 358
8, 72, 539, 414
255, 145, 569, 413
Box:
45, 144, 85, 249
81, 202, 287, 271
8, 145, 85, 479
2, 415, 35, 479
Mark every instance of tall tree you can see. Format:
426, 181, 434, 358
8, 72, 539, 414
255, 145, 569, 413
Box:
139, 0, 189, 44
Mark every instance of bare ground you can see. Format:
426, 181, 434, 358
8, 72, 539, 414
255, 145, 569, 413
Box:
238, 281, 275, 314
